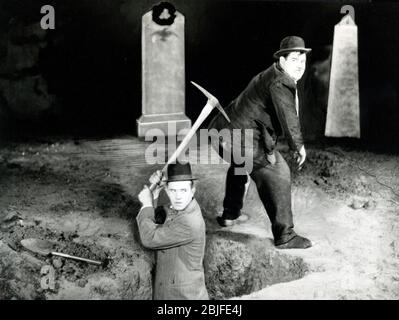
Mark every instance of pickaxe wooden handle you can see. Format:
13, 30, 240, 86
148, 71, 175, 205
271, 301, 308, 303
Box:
148, 81, 230, 191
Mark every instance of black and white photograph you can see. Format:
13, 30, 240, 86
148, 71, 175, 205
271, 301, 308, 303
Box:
0, 0, 398, 305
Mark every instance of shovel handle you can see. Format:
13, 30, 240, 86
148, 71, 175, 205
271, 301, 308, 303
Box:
51, 252, 102, 266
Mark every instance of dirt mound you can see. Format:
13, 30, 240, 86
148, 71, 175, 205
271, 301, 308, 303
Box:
205, 232, 309, 299
1, 221, 109, 283
284, 147, 379, 203
0, 212, 152, 299
0, 240, 45, 300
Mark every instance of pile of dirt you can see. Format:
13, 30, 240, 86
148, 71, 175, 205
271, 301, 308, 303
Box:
0, 216, 153, 299
204, 232, 309, 299
50, 240, 109, 284
1, 221, 110, 282
0, 240, 45, 300
283, 147, 376, 202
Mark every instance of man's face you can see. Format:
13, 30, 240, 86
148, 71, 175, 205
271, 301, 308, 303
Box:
165, 180, 195, 211
279, 52, 307, 81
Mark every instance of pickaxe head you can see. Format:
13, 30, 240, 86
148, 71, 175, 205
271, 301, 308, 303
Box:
191, 81, 231, 123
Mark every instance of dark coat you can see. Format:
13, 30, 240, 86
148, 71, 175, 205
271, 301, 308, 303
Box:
136, 199, 208, 300
208, 62, 304, 163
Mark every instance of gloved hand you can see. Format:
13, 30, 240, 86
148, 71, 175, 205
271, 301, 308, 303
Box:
138, 185, 154, 208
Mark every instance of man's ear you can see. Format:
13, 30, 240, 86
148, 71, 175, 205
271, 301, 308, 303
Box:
279, 56, 286, 67
164, 185, 170, 197
191, 185, 196, 196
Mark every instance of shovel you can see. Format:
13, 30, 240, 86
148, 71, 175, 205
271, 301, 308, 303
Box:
21, 238, 103, 266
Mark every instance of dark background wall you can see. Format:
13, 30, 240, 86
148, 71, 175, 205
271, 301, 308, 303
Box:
0, 0, 398, 152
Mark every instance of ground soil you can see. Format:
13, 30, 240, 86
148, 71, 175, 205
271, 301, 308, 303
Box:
0, 136, 398, 299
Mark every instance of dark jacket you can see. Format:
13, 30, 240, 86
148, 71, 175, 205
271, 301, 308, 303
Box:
208, 62, 304, 158
136, 199, 208, 300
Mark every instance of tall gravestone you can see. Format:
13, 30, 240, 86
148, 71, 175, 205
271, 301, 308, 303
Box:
137, 2, 191, 137
325, 14, 360, 138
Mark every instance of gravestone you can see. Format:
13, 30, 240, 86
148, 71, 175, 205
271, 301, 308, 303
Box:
325, 14, 360, 138
137, 2, 191, 137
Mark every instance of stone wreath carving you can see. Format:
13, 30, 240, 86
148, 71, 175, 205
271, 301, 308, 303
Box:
152, 2, 177, 26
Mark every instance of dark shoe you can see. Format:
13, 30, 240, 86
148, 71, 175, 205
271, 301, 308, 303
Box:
216, 214, 249, 227
275, 235, 312, 249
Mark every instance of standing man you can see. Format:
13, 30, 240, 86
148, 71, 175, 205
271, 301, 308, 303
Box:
137, 162, 209, 299
208, 36, 312, 249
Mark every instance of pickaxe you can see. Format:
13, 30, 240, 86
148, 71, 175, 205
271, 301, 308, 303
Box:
148, 81, 230, 191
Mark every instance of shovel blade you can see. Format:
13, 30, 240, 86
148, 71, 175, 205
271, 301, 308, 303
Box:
21, 238, 54, 256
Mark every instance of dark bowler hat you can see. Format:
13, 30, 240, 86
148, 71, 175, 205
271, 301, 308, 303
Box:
163, 162, 197, 182
273, 36, 312, 59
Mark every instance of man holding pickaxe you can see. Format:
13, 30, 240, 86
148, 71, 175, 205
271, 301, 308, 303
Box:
136, 83, 231, 299
208, 36, 312, 249
137, 162, 209, 300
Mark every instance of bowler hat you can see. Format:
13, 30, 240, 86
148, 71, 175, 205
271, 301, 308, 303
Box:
163, 162, 197, 182
273, 36, 312, 59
